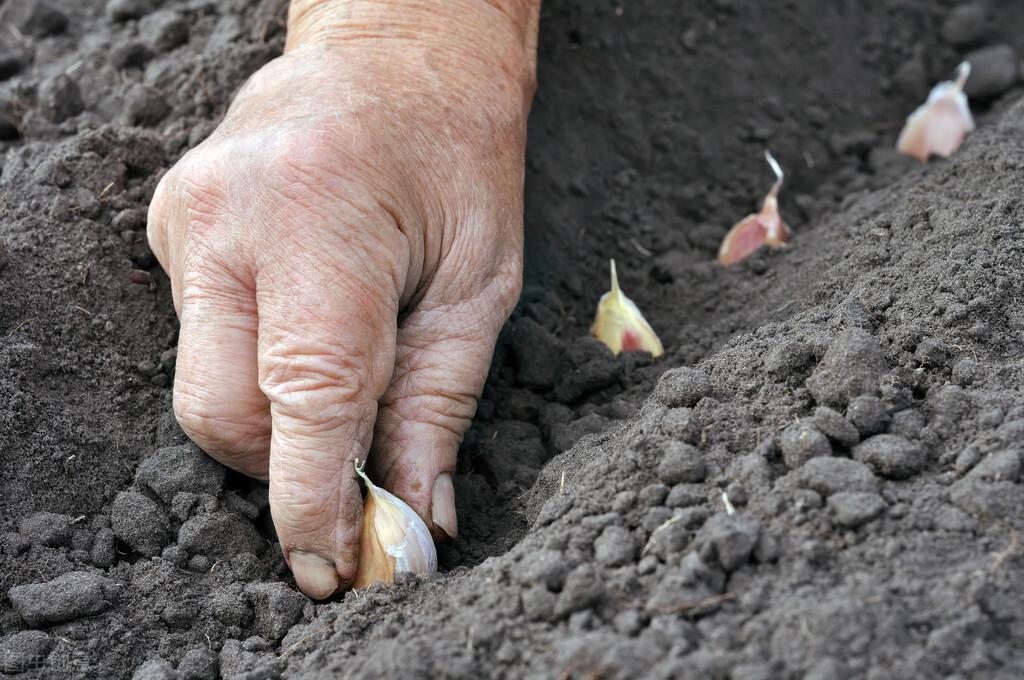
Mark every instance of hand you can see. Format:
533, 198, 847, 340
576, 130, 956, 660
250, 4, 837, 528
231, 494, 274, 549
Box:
147, 0, 539, 598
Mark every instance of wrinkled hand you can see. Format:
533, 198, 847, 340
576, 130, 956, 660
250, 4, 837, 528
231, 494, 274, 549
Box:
147, 0, 537, 598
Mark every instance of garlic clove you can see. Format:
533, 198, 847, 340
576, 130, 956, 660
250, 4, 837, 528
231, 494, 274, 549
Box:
591, 259, 664, 357
897, 62, 975, 163
718, 151, 791, 266
352, 460, 437, 589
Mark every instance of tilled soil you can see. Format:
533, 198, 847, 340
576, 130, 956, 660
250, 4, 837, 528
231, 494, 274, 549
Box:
3, 0, 1024, 678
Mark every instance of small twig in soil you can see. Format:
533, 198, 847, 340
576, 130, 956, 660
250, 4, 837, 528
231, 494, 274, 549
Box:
559, 470, 566, 494
988, 529, 1020, 575
631, 238, 652, 257
653, 591, 735, 615
3, 316, 36, 340
721, 492, 735, 515
97, 182, 116, 202
641, 514, 683, 556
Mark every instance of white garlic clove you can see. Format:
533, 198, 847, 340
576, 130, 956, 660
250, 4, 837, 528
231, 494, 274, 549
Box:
718, 151, 791, 266
352, 460, 437, 589
897, 62, 975, 163
591, 259, 664, 357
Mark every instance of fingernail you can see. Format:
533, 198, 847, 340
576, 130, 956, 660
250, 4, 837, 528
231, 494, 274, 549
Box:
431, 473, 458, 539
288, 550, 339, 600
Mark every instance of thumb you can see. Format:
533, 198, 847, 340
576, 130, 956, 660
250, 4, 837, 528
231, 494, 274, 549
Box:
371, 285, 516, 540
258, 253, 400, 599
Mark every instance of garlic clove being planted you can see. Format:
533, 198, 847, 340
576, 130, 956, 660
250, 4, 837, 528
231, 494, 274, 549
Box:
352, 460, 437, 589
897, 62, 975, 163
718, 150, 791, 266
591, 259, 664, 357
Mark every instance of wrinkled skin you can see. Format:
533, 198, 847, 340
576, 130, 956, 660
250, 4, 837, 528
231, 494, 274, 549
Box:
147, 2, 537, 598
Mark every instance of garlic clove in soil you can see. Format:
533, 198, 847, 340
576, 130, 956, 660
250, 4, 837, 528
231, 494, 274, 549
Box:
897, 61, 975, 163
718, 150, 791, 266
591, 259, 665, 357
352, 460, 437, 589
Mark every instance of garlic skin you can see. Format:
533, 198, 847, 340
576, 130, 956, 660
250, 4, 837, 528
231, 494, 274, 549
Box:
897, 62, 974, 163
718, 151, 790, 266
591, 259, 664, 357
352, 461, 437, 589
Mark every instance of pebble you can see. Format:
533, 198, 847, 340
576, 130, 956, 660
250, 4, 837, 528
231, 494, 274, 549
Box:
846, 395, 890, 437
964, 44, 1019, 100
941, 4, 988, 46
651, 367, 712, 408
244, 582, 307, 640
791, 456, 879, 496
136, 443, 225, 503
811, 406, 860, 448
18, 512, 72, 547
638, 483, 669, 508
211, 588, 254, 627
853, 434, 926, 479
178, 512, 265, 560
657, 442, 706, 484
805, 329, 888, 407
666, 483, 705, 508
0, 1, 67, 37
594, 525, 637, 568
0, 630, 54, 674
779, 419, 832, 468
38, 74, 84, 123
828, 492, 886, 528
112, 490, 172, 556
8, 572, 115, 627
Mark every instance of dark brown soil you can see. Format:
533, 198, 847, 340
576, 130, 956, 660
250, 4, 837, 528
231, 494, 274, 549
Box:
3, 0, 1024, 678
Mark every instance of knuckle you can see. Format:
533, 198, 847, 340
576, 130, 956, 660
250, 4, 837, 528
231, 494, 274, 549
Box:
172, 382, 267, 457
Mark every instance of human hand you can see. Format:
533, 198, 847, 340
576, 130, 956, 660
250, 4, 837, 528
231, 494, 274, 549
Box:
147, 0, 539, 598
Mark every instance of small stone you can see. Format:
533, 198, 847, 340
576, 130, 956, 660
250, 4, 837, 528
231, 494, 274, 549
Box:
651, 367, 712, 408
853, 434, 927, 480
244, 582, 307, 640
846, 395, 890, 437
779, 420, 832, 468
211, 588, 253, 627
805, 329, 888, 407
828, 492, 886, 528
161, 544, 188, 567
964, 44, 1018, 100
657, 442, 705, 484
178, 512, 264, 560
38, 74, 84, 123
18, 512, 72, 547
941, 4, 988, 46
162, 600, 199, 630
638, 483, 669, 508
8, 572, 115, 627
0, 1, 67, 37
791, 457, 879, 496
112, 491, 172, 556
811, 407, 860, 447
594, 525, 637, 568
188, 555, 211, 572
136, 443, 225, 503
0, 631, 54, 674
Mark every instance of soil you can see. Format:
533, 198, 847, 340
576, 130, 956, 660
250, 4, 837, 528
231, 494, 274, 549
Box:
2, 0, 1024, 678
